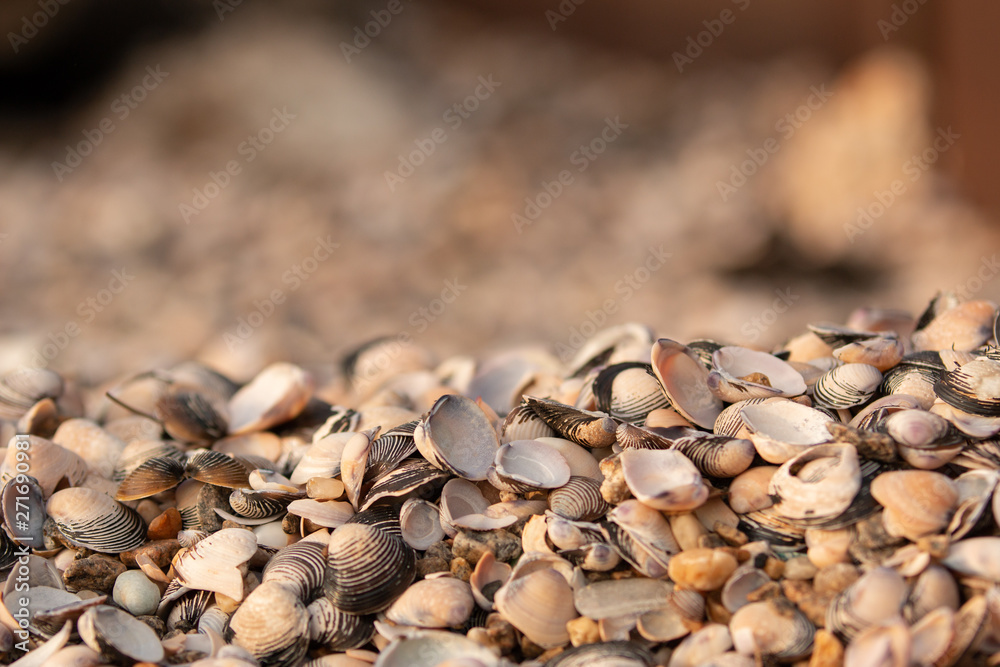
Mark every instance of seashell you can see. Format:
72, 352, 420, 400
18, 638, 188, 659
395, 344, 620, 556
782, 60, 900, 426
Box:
812, 363, 883, 409
548, 476, 609, 521
934, 594, 990, 667
16, 397, 61, 439
364, 420, 418, 482
912, 299, 997, 351
707, 346, 806, 402
619, 448, 707, 512
870, 470, 958, 541
215, 432, 284, 463
615, 421, 673, 450
0, 367, 64, 420
385, 576, 475, 628
833, 335, 904, 371
341, 427, 380, 509
667, 548, 738, 592
574, 578, 672, 620
651, 339, 723, 429
399, 498, 445, 550
534, 437, 603, 481
523, 396, 618, 449
291, 432, 355, 485
154, 389, 229, 442
227, 362, 314, 435
906, 565, 960, 623
729, 598, 814, 660
727, 466, 778, 514
934, 358, 1000, 417
909, 607, 954, 666
165, 588, 212, 632
374, 629, 501, 667
607, 499, 680, 562
285, 499, 355, 529
593, 362, 670, 425
826, 567, 907, 641
46, 487, 146, 553
261, 539, 327, 601
313, 406, 361, 441
325, 522, 416, 614
882, 407, 963, 452
115, 455, 185, 501
843, 619, 910, 667
307, 596, 374, 651
359, 458, 450, 512
494, 564, 579, 648
881, 363, 940, 409
500, 402, 556, 444
768, 444, 862, 527
714, 398, 768, 438
111, 438, 183, 480
807, 323, 879, 348
78, 605, 164, 664
645, 407, 693, 429
2, 475, 45, 547
670, 431, 755, 478
49, 418, 122, 480
415, 394, 500, 480
721, 565, 772, 614
739, 399, 833, 464
668, 624, 734, 667
0, 435, 88, 497
947, 469, 998, 540
185, 449, 252, 488
174, 527, 257, 601
491, 440, 571, 491
469, 551, 511, 610
228, 581, 310, 667
544, 640, 655, 667
941, 537, 1000, 581
930, 399, 1000, 438
564, 323, 655, 376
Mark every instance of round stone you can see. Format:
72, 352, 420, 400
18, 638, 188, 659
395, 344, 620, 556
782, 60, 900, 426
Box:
112, 570, 161, 616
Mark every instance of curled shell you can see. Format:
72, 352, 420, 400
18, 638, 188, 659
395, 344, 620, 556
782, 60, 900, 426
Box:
78, 604, 164, 664
768, 444, 862, 526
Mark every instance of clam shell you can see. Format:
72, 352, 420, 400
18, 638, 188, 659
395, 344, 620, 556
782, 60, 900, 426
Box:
325, 522, 416, 614
469, 551, 511, 610
385, 576, 475, 628
261, 539, 327, 601
912, 299, 997, 351
228, 581, 310, 667
524, 396, 618, 449
291, 432, 354, 485
727, 465, 778, 514
494, 565, 579, 648
307, 596, 375, 650
882, 408, 962, 449
50, 418, 125, 480
227, 362, 314, 435
670, 432, 755, 478
155, 389, 229, 442
359, 458, 450, 511
707, 347, 806, 402
619, 448, 707, 512
544, 641, 655, 667
185, 449, 252, 488
78, 604, 164, 664
0, 435, 87, 497
769, 444, 861, 525
341, 427, 379, 509
942, 537, 1000, 581
286, 499, 355, 529
414, 394, 500, 480
740, 399, 833, 464
492, 440, 571, 490
500, 402, 556, 443
399, 497, 445, 550
115, 455, 185, 501
574, 578, 672, 620
729, 598, 814, 660
906, 565, 960, 623
548, 476, 609, 521
565, 322, 655, 377
651, 339, 723, 429
935, 358, 1000, 417
870, 470, 958, 541
721, 566, 772, 613
668, 624, 734, 667
534, 437, 603, 481
826, 567, 907, 641
364, 420, 418, 482
0, 367, 63, 420
833, 335, 904, 371
593, 362, 670, 425
374, 630, 500, 667
174, 527, 257, 601
812, 363, 883, 409
46, 487, 146, 553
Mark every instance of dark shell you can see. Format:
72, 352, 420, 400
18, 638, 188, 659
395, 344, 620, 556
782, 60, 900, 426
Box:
525, 396, 618, 449
324, 522, 416, 614
306, 596, 375, 650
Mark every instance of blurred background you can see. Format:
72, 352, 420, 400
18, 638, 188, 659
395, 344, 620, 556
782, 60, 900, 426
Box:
0, 0, 998, 384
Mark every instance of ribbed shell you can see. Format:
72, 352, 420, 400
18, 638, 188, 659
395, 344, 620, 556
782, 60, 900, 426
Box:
615, 422, 673, 450
0, 367, 62, 419
935, 358, 1000, 417
166, 589, 213, 632
501, 402, 557, 443
359, 458, 449, 511
229, 488, 298, 519
670, 433, 755, 478
115, 455, 186, 501
812, 363, 883, 409
324, 522, 415, 614
593, 362, 670, 425
46, 487, 146, 553
185, 449, 251, 488
523, 396, 618, 449
548, 476, 609, 521
262, 539, 327, 602
363, 420, 418, 482
155, 390, 229, 442
544, 641, 654, 667
229, 581, 310, 667
307, 596, 375, 650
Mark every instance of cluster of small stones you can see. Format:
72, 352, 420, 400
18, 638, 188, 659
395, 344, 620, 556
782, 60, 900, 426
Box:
0, 293, 999, 666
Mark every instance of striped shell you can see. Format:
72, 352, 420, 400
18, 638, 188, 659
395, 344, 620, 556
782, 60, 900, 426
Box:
812, 363, 883, 409
670, 432, 755, 478
324, 522, 416, 614
307, 596, 375, 650
523, 396, 618, 449
593, 362, 670, 425
501, 402, 557, 443
548, 476, 609, 521
46, 487, 146, 553
262, 539, 327, 601
935, 358, 1000, 417
173, 527, 257, 601
228, 581, 310, 667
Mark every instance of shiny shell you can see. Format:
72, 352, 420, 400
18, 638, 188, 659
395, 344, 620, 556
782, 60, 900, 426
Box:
494, 565, 579, 648
261, 539, 327, 601
651, 339, 723, 429
593, 362, 670, 425
385, 576, 475, 628
669, 432, 755, 478
45, 487, 146, 553
812, 363, 883, 409
492, 440, 571, 490
619, 448, 707, 512
228, 581, 310, 667
399, 497, 445, 550
325, 522, 416, 614
307, 596, 374, 650
78, 604, 164, 664
501, 402, 557, 443
414, 394, 500, 480
548, 476, 609, 521
227, 362, 314, 435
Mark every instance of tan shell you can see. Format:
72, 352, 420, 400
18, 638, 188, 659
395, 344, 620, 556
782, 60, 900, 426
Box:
619, 448, 707, 512
727, 466, 778, 514
385, 576, 475, 628
768, 444, 861, 523
494, 565, 579, 648
228, 580, 309, 667
174, 527, 258, 601
651, 339, 723, 429
1, 435, 87, 496
912, 299, 997, 351
227, 362, 314, 435
574, 578, 672, 620
78, 605, 164, 664
469, 551, 511, 610
51, 419, 126, 480
870, 470, 958, 541
729, 598, 814, 660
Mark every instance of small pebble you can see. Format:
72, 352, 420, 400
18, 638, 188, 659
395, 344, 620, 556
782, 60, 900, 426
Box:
813, 563, 860, 597
147, 507, 182, 540
452, 529, 522, 564
784, 556, 819, 581
113, 570, 161, 616
566, 616, 600, 647
667, 548, 738, 591
63, 554, 126, 593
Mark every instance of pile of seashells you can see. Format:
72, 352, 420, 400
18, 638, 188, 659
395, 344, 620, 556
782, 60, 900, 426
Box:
2, 293, 1000, 666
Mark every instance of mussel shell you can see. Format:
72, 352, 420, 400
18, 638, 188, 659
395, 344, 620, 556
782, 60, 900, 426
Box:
544, 640, 655, 667
307, 596, 375, 650
262, 539, 327, 602
324, 522, 416, 614
228, 580, 310, 667
46, 487, 146, 553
